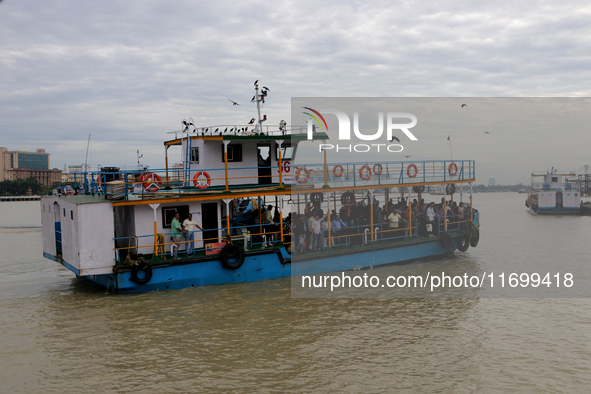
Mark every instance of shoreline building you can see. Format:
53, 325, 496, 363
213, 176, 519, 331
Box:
0, 147, 61, 186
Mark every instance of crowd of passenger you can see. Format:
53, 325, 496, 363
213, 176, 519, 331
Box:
231, 195, 474, 254
286, 196, 474, 254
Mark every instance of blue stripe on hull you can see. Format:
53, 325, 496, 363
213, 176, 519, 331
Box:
529, 207, 580, 215
113, 252, 290, 294
292, 239, 456, 276
76, 238, 457, 293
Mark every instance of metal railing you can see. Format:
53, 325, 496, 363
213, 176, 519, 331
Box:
82, 159, 475, 200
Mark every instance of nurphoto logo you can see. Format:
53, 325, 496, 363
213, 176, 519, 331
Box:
303, 107, 418, 153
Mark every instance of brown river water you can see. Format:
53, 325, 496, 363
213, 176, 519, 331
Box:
1, 194, 591, 393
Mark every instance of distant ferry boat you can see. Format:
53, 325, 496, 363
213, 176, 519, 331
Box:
525, 170, 581, 214
40, 83, 481, 293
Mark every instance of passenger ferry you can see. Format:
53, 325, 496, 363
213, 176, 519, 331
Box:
40, 84, 481, 293
525, 170, 581, 214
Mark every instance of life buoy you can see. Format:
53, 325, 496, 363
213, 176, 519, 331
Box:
141, 172, 162, 192
440, 234, 452, 249
448, 162, 458, 176
333, 165, 344, 177
412, 185, 425, 193
296, 167, 310, 183
278, 160, 291, 173
359, 165, 372, 180
130, 262, 153, 285
220, 244, 245, 270
193, 171, 211, 189
470, 227, 480, 247
373, 164, 383, 176
341, 191, 356, 206
310, 192, 324, 205
407, 164, 418, 178
446, 184, 456, 195
457, 233, 470, 252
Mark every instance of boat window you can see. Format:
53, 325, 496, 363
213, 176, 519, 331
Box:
190, 147, 199, 163
276, 144, 293, 161
63, 208, 66, 217
552, 177, 558, 182
162, 205, 190, 228
71, 211, 74, 220
222, 144, 243, 162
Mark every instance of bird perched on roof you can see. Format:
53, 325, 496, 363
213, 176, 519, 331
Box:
248, 118, 255, 124
461, 104, 468, 108
229, 99, 240, 106
390, 136, 400, 142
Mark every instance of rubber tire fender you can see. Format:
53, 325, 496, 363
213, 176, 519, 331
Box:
470, 228, 480, 248
130, 262, 153, 285
457, 233, 470, 252
439, 234, 453, 249
221, 244, 245, 270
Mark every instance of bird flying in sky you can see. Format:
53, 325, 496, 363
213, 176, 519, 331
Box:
461, 104, 468, 108
229, 99, 240, 106
390, 136, 400, 142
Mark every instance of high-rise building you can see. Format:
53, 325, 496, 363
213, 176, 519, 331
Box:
0, 147, 61, 186
488, 178, 496, 187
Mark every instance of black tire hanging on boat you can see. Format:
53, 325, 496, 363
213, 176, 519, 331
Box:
130, 262, 153, 285
310, 192, 324, 205
221, 244, 245, 270
457, 233, 470, 252
470, 227, 480, 247
439, 234, 453, 249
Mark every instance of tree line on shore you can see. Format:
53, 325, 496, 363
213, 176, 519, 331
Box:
0, 178, 59, 196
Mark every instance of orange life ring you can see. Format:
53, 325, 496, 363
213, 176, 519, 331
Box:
141, 172, 162, 192
373, 163, 383, 176
359, 165, 372, 180
333, 165, 344, 177
193, 171, 211, 189
448, 162, 458, 176
407, 164, 418, 178
296, 167, 310, 183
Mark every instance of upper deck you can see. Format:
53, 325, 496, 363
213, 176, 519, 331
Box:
80, 158, 475, 206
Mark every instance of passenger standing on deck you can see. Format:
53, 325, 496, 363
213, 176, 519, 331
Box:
182, 213, 203, 256
311, 213, 327, 251
262, 205, 274, 245
170, 213, 185, 258
426, 202, 438, 237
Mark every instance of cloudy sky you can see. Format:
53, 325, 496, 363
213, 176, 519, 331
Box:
1, 0, 590, 184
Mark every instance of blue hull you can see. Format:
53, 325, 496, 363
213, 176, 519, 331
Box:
529, 207, 580, 215
50, 236, 459, 294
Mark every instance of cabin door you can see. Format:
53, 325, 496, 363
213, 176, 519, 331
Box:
202, 202, 219, 245
53, 202, 62, 256
257, 144, 272, 185
556, 192, 563, 208
114, 206, 136, 261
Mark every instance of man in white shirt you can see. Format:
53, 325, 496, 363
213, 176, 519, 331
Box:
426, 202, 438, 237
182, 213, 203, 256
311, 213, 327, 251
